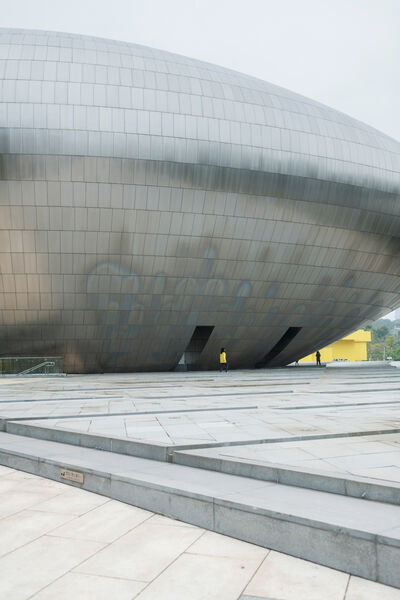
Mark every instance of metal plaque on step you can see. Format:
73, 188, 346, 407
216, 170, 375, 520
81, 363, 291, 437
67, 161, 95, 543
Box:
60, 469, 84, 484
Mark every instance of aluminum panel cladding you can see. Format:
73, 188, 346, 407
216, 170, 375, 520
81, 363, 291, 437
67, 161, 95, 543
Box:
0, 28, 399, 373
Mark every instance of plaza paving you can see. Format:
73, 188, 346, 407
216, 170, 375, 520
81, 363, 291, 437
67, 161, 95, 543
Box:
1, 364, 400, 593
2, 367, 400, 446
1, 466, 400, 600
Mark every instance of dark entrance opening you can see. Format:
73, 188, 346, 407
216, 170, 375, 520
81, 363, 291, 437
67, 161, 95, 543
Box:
256, 327, 302, 367
176, 326, 214, 371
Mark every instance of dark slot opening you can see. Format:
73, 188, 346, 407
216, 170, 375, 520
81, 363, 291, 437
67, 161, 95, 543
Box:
256, 327, 302, 367
176, 326, 215, 370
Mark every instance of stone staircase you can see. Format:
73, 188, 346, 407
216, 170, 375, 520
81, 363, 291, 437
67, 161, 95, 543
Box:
0, 426, 399, 589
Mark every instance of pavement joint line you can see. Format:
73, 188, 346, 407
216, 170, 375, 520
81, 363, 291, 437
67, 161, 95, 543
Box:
239, 596, 288, 600
279, 400, 400, 410
129, 390, 293, 400
327, 374, 400, 379
164, 427, 400, 453
217, 381, 310, 387
16, 379, 219, 391
327, 379, 400, 383
16, 385, 188, 393
0, 389, 294, 404
334, 379, 400, 384
308, 387, 400, 394
3, 404, 260, 422
0, 395, 124, 404
4, 381, 307, 393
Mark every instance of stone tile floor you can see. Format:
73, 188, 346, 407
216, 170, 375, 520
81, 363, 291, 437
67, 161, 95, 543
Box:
1, 466, 400, 600
2, 366, 400, 486
183, 431, 400, 483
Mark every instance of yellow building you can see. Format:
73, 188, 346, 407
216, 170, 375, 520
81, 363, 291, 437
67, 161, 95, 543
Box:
299, 329, 371, 363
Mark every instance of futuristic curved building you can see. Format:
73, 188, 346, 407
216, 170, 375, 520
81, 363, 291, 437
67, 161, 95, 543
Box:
0, 28, 400, 372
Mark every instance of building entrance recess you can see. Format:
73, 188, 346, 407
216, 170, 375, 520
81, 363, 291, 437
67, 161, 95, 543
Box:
176, 326, 214, 371
256, 327, 302, 367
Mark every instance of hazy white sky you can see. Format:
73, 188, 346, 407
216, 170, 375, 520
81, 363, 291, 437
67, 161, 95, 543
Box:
2, 0, 400, 141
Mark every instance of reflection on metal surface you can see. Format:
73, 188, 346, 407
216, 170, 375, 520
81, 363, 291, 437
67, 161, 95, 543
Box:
0, 28, 399, 372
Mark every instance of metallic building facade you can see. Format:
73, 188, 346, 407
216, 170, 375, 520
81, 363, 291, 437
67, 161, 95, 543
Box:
0, 28, 400, 372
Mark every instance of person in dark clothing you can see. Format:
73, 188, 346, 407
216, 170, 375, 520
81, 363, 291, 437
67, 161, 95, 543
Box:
316, 350, 321, 366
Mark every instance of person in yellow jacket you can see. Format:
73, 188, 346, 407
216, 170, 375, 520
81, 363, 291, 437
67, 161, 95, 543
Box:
219, 348, 228, 373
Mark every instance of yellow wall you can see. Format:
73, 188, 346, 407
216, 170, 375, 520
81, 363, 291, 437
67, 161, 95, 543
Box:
299, 329, 371, 363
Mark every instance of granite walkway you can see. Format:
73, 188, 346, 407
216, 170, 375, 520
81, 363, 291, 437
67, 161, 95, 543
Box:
1, 365, 400, 593
1, 466, 400, 600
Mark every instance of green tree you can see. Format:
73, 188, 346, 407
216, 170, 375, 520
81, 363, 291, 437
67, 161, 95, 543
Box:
369, 343, 384, 360
392, 345, 400, 360
386, 335, 395, 358
374, 326, 389, 342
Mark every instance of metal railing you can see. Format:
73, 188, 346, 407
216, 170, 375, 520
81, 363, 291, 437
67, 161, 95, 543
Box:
0, 356, 64, 376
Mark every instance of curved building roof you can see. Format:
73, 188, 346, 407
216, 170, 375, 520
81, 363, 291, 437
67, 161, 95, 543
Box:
1, 28, 399, 194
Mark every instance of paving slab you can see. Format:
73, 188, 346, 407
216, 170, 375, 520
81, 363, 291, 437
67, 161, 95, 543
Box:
0, 368, 399, 454
0, 534, 105, 600
243, 550, 349, 600
1, 431, 400, 587
345, 576, 400, 599
3, 466, 400, 599
30, 573, 146, 600
75, 517, 203, 582
1, 366, 400, 594
132, 552, 262, 600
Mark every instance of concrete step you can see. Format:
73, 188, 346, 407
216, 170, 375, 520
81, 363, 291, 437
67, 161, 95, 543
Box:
5, 419, 400, 506
0, 431, 399, 588
174, 447, 400, 506
3, 420, 171, 461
